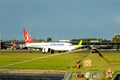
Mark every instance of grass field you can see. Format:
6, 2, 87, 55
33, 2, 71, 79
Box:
0, 50, 88, 70
0, 50, 120, 70
0, 50, 120, 80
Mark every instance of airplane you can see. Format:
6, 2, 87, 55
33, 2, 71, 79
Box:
23, 28, 83, 53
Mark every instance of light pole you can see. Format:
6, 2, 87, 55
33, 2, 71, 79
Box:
0, 33, 1, 49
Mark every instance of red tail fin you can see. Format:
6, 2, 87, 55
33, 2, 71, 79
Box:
23, 28, 34, 43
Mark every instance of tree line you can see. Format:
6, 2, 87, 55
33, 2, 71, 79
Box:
1, 34, 120, 43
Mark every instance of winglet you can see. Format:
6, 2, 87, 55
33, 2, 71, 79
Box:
23, 28, 34, 43
75, 40, 83, 49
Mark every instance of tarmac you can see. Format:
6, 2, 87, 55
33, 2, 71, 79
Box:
0, 69, 65, 80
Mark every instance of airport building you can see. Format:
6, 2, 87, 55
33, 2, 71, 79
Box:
0, 38, 120, 50
71, 38, 120, 50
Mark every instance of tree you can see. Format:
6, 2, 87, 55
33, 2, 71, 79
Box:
38, 39, 45, 42
112, 34, 120, 42
47, 37, 52, 42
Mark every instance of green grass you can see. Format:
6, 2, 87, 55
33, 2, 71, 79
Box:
0, 51, 88, 70
0, 51, 49, 67
1, 50, 120, 80
65, 52, 120, 80
0, 50, 120, 71
101, 52, 120, 63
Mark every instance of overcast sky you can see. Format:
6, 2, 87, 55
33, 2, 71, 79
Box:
0, 0, 120, 40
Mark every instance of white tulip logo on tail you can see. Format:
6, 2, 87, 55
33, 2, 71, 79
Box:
23, 28, 33, 43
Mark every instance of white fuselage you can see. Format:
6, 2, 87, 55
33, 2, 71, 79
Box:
23, 28, 82, 53
25, 42, 76, 51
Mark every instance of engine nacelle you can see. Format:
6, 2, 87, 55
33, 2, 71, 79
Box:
42, 48, 49, 53
42, 48, 54, 53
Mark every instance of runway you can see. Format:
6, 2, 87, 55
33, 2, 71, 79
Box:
0, 73, 64, 80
